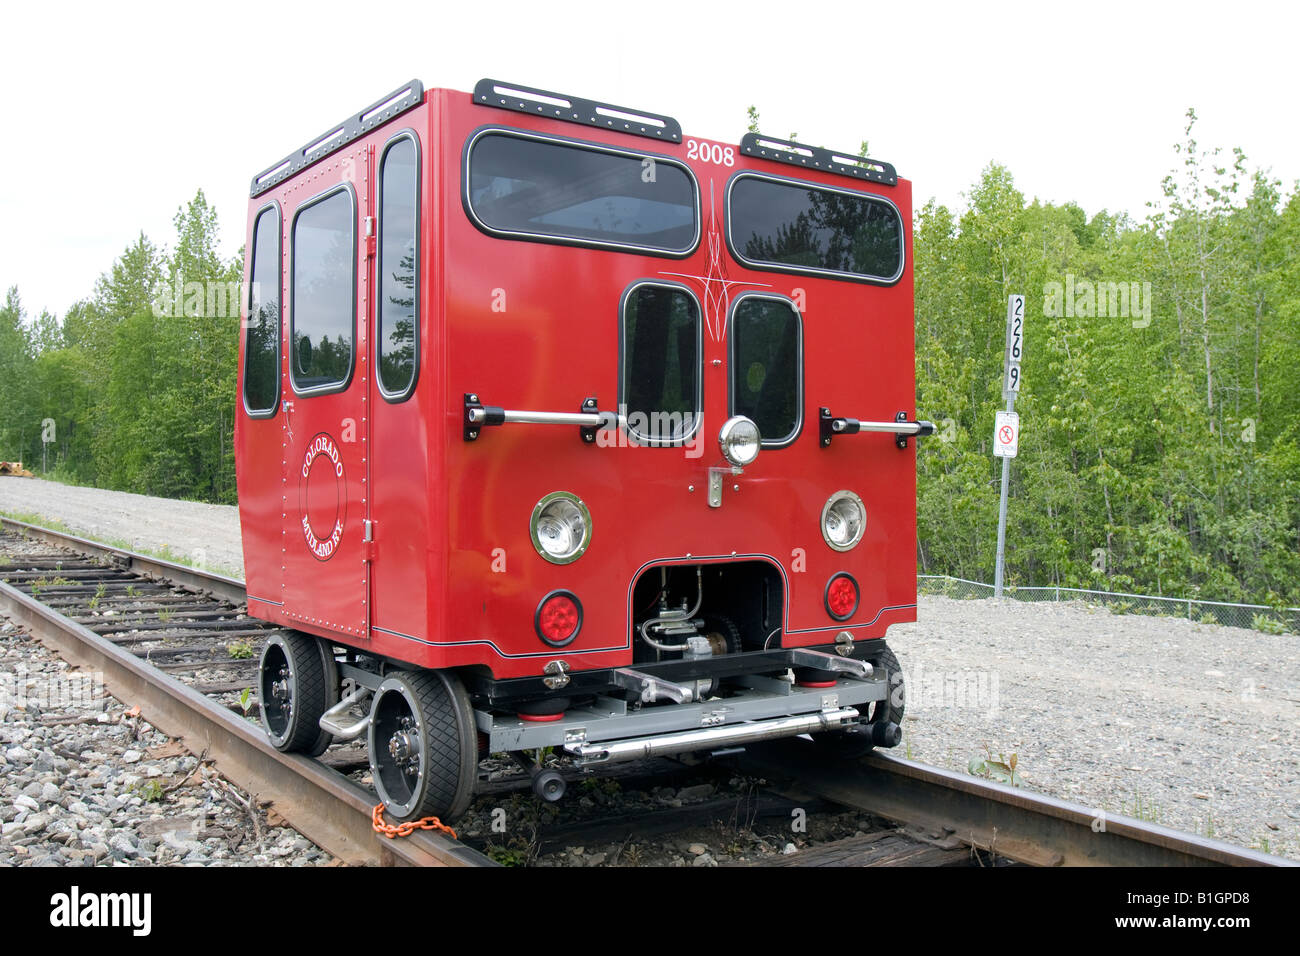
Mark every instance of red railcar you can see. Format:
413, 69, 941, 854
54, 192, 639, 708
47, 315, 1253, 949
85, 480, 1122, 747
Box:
236, 78, 931, 821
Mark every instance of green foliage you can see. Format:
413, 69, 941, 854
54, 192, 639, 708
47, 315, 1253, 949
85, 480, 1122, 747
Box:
485, 844, 531, 866
133, 779, 165, 803
0, 190, 241, 503
1250, 613, 1287, 635
227, 640, 255, 660
914, 112, 1300, 608
968, 747, 1022, 786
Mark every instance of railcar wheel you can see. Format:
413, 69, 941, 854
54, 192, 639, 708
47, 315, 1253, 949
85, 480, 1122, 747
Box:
259, 633, 337, 757
368, 670, 477, 824
811, 643, 905, 758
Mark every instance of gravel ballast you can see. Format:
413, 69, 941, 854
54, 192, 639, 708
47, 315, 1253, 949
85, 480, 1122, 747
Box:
0, 617, 334, 867
1, 476, 1295, 862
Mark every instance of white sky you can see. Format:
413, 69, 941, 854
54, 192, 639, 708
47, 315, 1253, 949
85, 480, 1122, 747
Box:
2, 0, 1297, 320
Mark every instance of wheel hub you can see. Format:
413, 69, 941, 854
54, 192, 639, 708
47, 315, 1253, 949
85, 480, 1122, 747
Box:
271, 667, 291, 701
388, 717, 421, 776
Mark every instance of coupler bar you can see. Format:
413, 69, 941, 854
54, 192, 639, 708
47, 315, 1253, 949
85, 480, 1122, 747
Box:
565, 707, 859, 766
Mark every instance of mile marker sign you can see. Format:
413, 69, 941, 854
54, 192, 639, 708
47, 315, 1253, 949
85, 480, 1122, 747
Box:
993, 411, 1020, 458
1004, 294, 1025, 398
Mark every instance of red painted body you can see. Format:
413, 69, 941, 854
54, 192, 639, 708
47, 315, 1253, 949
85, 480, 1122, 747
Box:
235, 85, 917, 681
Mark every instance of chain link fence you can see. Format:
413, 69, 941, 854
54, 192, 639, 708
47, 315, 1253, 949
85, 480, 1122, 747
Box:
917, 575, 1298, 635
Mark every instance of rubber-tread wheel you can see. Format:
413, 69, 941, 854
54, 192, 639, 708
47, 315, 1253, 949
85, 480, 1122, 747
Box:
368, 670, 477, 824
259, 632, 337, 756
811, 642, 905, 758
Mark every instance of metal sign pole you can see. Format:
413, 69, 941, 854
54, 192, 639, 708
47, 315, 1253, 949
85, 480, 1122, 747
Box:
994, 393, 1014, 598
993, 294, 1024, 599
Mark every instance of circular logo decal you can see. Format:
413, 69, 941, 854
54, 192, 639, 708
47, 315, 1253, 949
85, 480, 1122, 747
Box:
299, 432, 346, 561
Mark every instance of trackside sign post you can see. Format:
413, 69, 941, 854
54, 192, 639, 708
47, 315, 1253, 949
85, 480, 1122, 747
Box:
994, 294, 1024, 598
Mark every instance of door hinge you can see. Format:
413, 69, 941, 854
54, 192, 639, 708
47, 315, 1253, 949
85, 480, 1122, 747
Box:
363, 519, 376, 560
364, 216, 376, 258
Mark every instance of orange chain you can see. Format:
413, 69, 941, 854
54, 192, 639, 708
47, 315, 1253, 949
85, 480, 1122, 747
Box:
371, 803, 458, 840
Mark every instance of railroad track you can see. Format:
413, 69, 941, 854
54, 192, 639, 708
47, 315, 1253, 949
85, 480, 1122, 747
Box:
0, 519, 484, 867
0, 516, 1288, 868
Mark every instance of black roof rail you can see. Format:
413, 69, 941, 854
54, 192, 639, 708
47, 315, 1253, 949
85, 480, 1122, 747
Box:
249, 79, 425, 197
739, 133, 897, 187
472, 78, 682, 143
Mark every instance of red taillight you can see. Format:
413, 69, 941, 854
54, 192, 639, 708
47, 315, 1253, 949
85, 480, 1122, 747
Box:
535, 591, 582, 646
825, 573, 859, 621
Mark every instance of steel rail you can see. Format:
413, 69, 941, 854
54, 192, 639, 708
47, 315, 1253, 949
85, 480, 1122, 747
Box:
0, 517, 492, 868
738, 738, 1291, 867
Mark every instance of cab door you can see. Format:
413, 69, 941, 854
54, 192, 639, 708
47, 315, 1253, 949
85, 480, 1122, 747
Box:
279, 146, 372, 640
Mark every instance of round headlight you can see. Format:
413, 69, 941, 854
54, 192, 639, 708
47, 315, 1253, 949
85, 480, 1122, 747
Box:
821, 490, 866, 551
719, 416, 761, 467
530, 492, 592, 564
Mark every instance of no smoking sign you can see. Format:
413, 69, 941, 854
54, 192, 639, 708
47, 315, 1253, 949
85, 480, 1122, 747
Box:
993, 411, 1020, 458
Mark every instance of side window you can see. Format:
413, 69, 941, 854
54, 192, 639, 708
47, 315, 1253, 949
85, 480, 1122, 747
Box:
620, 283, 701, 445
291, 186, 356, 393
244, 205, 281, 415
377, 134, 419, 399
730, 295, 802, 446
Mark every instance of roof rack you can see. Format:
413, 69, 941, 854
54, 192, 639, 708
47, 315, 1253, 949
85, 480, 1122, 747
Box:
249, 80, 425, 197
739, 133, 897, 187
472, 78, 682, 143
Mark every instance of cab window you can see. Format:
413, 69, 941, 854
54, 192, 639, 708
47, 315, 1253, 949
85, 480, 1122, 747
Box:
291, 186, 356, 393
620, 283, 702, 445
727, 174, 903, 283
468, 131, 698, 255
729, 295, 802, 446
377, 134, 419, 399
244, 205, 281, 415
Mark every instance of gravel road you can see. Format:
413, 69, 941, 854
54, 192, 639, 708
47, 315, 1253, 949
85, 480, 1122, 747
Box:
888, 598, 1298, 859
2, 475, 1296, 861
0, 476, 243, 576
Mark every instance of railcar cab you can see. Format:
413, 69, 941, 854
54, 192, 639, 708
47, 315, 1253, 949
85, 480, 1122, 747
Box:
235, 78, 930, 823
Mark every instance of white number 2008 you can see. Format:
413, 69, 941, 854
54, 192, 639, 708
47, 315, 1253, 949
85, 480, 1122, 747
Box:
687, 140, 735, 167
